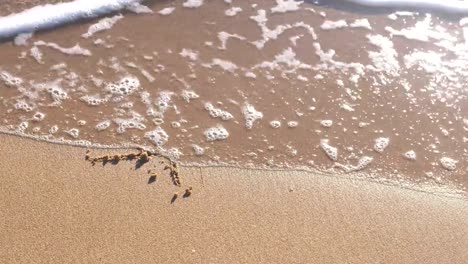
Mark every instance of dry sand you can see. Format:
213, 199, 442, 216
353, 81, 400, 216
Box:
0, 134, 467, 264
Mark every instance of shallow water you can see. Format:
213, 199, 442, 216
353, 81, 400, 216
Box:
0, 0, 467, 193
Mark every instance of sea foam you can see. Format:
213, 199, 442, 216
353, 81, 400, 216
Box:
0, 0, 143, 39
343, 0, 468, 13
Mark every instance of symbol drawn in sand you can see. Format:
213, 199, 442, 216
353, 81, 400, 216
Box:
85, 148, 193, 203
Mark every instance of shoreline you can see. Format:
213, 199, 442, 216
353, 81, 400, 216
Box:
1, 132, 465, 199
1, 134, 467, 263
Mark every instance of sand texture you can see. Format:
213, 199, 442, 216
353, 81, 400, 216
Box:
0, 134, 467, 263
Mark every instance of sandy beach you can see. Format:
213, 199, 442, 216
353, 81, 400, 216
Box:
1, 1, 468, 263
1, 134, 467, 263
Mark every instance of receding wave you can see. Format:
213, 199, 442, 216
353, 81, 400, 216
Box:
0, 0, 143, 39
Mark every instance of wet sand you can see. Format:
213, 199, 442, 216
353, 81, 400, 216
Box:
0, 0, 466, 192
0, 134, 467, 263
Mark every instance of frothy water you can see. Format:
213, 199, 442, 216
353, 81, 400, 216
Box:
0, 0, 467, 195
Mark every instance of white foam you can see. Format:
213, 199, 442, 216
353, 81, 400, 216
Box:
350, 18, 372, 29
0, 0, 142, 39
80, 94, 108, 106
373, 137, 390, 153
204, 59, 238, 73
82, 14, 123, 38
204, 125, 229, 141
242, 103, 263, 129
30, 46, 44, 64
271, 0, 303, 14
320, 119, 333, 128
287, 121, 298, 128
367, 34, 400, 77
34, 41, 91, 56
49, 125, 59, 134
225, 7, 242, 16
440, 157, 457, 171
218, 31, 246, 50
181, 90, 199, 102
180, 48, 199, 61
269, 120, 281, 128
403, 150, 417, 161
95, 120, 111, 131
250, 10, 317, 49
144, 126, 169, 146
17, 121, 29, 132
320, 139, 338, 161
183, 0, 204, 8
204, 102, 234, 121
191, 144, 205, 156
105, 76, 140, 95
343, 0, 468, 13
0, 70, 23, 87
354, 156, 373, 171
14, 32, 33, 46
47, 84, 68, 103
385, 15, 455, 42
114, 113, 146, 134
255, 47, 312, 73
321, 20, 348, 30
32, 112, 45, 122
14, 100, 34, 112
65, 128, 80, 139
126, 2, 152, 14
158, 7, 176, 16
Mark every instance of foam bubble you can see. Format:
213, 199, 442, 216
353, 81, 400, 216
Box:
82, 14, 123, 38
183, 0, 203, 8
30, 46, 44, 64
0, 0, 143, 39
181, 90, 199, 102
440, 157, 457, 171
218, 31, 246, 50
179, 48, 199, 61
343, 0, 468, 13
204, 125, 229, 141
350, 18, 372, 29
158, 7, 176, 16
49, 125, 58, 134
269, 120, 281, 128
320, 139, 338, 161
65, 128, 80, 138
95, 120, 111, 131
204, 58, 238, 73
0, 71, 23, 87
191, 144, 205, 156
225, 6, 242, 16
144, 126, 169, 146
34, 41, 91, 56
373, 137, 390, 153
403, 150, 417, 161
106, 76, 140, 95
287, 121, 298, 128
47, 84, 68, 102
320, 119, 333, 128
32, 112, 45, 122
321, 20, 348, 30
204, 102, 234, 121
80, 94, 108, 106
14, 32, 33, 46
271, 0, 303, 13
242, 103, 263, 129
17, 121, 29, 132
114, 116, 146, 133
354, 156, 373, 171
155, 91, 173, 114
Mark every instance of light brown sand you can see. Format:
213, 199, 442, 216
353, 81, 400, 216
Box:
0, 134, 467, 263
